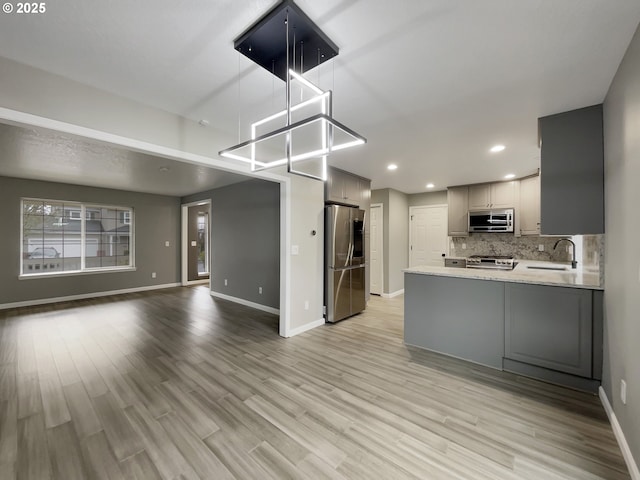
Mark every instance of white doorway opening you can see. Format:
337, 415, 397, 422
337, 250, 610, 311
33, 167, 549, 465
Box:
409, 205, 448, 267
181, 200, 211, 286
370, 203, 383, 295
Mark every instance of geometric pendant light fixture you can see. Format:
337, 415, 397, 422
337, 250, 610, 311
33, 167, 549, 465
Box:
218, 0, 366, 181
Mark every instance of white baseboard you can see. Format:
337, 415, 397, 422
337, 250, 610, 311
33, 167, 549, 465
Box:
210, 291, 279, 316
183, 279, 210, 286
600, 386, 640, 480
382, 289, 404, 298
0, 283, 181, 310
285, 318, 325, 338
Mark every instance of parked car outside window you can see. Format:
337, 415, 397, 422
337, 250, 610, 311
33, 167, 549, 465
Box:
28, 247, 60, 259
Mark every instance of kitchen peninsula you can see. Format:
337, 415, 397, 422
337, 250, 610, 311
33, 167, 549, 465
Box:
404, 261, 603, 392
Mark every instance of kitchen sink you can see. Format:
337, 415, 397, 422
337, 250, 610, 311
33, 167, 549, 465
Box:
527, 265, 568, 271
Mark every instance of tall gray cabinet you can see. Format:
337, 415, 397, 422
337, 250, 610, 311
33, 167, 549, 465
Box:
539, 104, 604, 234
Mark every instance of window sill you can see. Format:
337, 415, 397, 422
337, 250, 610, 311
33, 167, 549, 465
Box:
19, 267, 137, 280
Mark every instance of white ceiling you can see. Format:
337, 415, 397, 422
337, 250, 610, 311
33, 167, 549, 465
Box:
1, 0, 639, 194
0, 123, 250, 196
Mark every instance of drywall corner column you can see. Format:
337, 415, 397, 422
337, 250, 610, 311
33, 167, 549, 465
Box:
371, 188, 409, 295
602, 20, 640, 472
288, 174, 325, 332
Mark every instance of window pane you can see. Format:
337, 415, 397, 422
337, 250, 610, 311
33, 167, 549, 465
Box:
22, 199, 133, 275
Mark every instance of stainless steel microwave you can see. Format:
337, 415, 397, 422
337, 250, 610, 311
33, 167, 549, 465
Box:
468, 209, 514, 233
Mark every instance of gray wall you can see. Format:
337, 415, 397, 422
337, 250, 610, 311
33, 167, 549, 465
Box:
408, 190, 447, 207
182, 179, 280, 309
0, 176, 181, 305
371, 188, 409, 294
603, 23, 640, 465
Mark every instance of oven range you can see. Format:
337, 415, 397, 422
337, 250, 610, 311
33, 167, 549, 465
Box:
465, 255, 516, 270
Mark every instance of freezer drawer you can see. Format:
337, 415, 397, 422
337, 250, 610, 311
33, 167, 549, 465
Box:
326, 266, 366, 323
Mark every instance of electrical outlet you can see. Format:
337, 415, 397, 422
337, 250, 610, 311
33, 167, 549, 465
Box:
224, 279, 228, 286
462, 243, 467, 250
258, 287, 263, 294
165, 241, 170, 247
291, 245, 299, 255
538, 244, 544, 252
621, 379, 627, 405
151, 272, 156, 279
304, 300, 309, 310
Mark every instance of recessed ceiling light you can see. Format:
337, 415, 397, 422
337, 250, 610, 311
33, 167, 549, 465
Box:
198, 119, 210, 127
387, 164, 398, 171
504, 173, 516, 179
426, 183, 435, 189
490, 144, 506, 153
159, 167, 170, 173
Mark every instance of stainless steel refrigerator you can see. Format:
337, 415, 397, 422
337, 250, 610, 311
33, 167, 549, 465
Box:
325, 205, 366, 323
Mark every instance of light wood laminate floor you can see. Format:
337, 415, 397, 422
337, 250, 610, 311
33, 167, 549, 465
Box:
0, 286, 630, 479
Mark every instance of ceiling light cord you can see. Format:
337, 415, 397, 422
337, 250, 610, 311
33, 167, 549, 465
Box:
285, 12, 292, 166
300, 41, 304, 102
237, 53, 242, 143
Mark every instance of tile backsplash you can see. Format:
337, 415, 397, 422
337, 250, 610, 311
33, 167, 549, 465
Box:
450, 233, 603, 268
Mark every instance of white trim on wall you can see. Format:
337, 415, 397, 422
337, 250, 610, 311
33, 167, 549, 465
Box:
0, 283, 181, 310
280, 177, 292, 337
600, 387, 640, 480
382, 289, 404, 298
181, 200, 211, 287
286, 319, 325, 337
211, 291, 280, 316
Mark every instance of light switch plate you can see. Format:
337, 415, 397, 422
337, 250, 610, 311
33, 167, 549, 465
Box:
291, 245, 299, 255
165, 241, 170, 247
191, 240, 197, 247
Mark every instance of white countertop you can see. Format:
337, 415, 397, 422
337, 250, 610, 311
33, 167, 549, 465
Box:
403, 259, 602, 290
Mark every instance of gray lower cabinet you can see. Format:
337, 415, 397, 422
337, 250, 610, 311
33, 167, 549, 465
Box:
505, 283, 592, 377
405, 272, 602, 391
404, 273, 504, 369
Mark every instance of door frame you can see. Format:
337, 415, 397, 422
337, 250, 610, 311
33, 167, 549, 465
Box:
409, 204, 449, 267
370, 203, 384, 295
182, 199, 212, 286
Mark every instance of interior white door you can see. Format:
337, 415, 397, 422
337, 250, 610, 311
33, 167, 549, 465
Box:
369, 204, 383, 295
410, 205, 448, 267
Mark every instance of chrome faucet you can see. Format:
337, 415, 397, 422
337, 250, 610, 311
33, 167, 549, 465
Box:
554, 238, 578, 269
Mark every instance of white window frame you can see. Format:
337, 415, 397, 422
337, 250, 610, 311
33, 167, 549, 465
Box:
120, 210, 131, 225
20, 198, 136, 278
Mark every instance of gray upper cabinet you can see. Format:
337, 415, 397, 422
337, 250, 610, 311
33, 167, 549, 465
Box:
468, 181, 517, 210
468, 184, 491, 210
326, 167, 363, 206
539, 104, 604, 234
519, 175, 540, 235
447, 186, 469, 236
505, 283, 592, 378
